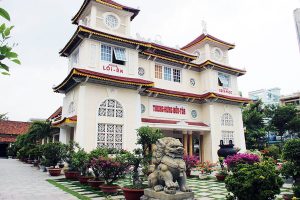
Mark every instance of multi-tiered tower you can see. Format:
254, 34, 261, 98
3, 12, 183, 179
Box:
51, 0, 250, 162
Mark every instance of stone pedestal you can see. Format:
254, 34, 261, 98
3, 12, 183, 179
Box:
141, 189, 194, 200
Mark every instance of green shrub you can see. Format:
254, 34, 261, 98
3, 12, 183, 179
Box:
225, 161, 283, 200
71, 149, 89, 175
263, 145, 280, 160
282, 139, 300, 164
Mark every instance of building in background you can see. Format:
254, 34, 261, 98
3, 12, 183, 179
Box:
248, 88, 281, 106
51, 0, 250, 162
280, 92, 300, 115
0, 120, 31, 157
294, 8, 300, 52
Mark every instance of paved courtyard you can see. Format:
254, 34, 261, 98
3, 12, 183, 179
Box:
0, 159, 294, 200
0, 159, 76, 200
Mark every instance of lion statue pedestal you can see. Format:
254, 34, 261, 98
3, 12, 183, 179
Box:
141, 137, 194, 200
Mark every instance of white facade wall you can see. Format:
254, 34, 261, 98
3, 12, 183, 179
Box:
57, 0, 247, 162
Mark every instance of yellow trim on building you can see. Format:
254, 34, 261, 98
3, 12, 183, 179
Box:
182, 36, 235, 51
95, 0, 123, 10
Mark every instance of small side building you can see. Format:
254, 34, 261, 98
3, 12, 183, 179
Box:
0, 120, 31, 157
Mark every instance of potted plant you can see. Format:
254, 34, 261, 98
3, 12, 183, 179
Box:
183, 155, 199, 177
197, 161, 216, 180
92, 155, 130, 193
215, 168, 228, 181
122, 149, 148, 200
87, 148, 108, 188
64, 142, 81, 180
42, 142, 67, 176
72, 149, 93, 184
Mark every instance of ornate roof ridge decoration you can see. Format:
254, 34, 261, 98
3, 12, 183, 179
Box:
72, 0, 140, 24
199, 60, 246, 76
59, 26, 197, 60
48, 106, 62, 120
53, 68, 154, 93
145, 87, 251, 103
52, 115, 77, 127
141, 118, 209, 127
181, 33, 235, 50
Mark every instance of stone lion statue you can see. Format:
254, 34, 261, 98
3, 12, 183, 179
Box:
148, 137, 191, 194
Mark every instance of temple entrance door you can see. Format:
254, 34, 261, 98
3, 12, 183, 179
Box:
192, 134, 203, 162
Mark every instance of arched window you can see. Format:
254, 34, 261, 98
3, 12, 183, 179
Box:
98, 99, 123, 118
97, 99, 124, 149
221, 113, 233, 126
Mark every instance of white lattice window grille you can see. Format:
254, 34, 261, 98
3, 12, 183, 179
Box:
105, 14, 119, 29
222, 131, 234, 144
98, 99, 123, 118
97, 123, 123, 149
221, 113, 233, 126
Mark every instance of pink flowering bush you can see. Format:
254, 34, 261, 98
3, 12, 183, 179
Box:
224, 153, 260, 170
90, 156, 130, 185
183, 155, 200, 171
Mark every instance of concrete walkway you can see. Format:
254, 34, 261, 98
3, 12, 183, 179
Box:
0, 159, 76, 200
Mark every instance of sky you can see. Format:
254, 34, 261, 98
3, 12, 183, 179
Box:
0, 0, 299, 121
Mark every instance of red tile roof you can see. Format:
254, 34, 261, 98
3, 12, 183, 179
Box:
60, 26, 197, 60
72, 0, 140, 24
146, 87, 250, 103
181, 34, 235, 50
0, 120, 31, 135
199, 60, 246, 75
53, 68, 154, 93
48, 107, 62, 120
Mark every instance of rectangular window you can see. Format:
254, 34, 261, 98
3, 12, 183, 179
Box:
101, 44, 126, 65
173, 68, 181, 83
155, 64, 162, 79
101, 44, 112, 62
113, 47, 127, 61
218, 72, 230, 87
164, 66, 172, 81
222, 131, 234, 145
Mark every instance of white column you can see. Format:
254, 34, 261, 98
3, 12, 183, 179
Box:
209, 104, 218, 162
204, 43, 211, 60
76, 85, 87, 149
59, 127, 69, 144
90, 5, 97, 29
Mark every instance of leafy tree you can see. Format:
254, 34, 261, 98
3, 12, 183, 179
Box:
242, 100, 266, 149
0, 7, 21, 75
0, 113, 8, 120
269, 105, 299, 139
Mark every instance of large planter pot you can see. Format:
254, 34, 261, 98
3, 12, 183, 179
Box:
215, 174, 226, 181
100, 184, 120, 193
87, 179, 105, 189
79, 176, 93, 185
33, 160, 39, 167
48, 168, 62, 176
122, 187, 144, 200
64, 171, 80, 180
217, 140, 237, 159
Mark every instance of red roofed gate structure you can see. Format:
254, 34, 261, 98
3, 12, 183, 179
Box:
0, 120, 31, 157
